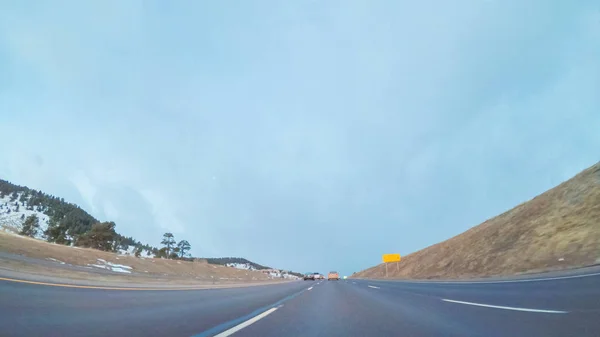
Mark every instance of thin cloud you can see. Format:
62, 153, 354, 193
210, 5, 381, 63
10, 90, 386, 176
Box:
0, 1, 598, 275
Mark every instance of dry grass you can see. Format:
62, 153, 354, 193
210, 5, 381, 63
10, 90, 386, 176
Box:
354, 162, 600, 280
0, 231, 279, 284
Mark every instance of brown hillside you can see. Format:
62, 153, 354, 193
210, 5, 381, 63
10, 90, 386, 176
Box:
354, 162, 600, 280
0, 231, 280, 284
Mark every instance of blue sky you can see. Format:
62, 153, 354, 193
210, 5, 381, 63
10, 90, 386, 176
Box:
0, 1, 598, 276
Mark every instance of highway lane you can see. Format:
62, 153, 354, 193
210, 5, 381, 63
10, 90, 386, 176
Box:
351, 271, 600, 314
1, 272, 599, 337
0, 279, 309, 337
237, 275, 600, 337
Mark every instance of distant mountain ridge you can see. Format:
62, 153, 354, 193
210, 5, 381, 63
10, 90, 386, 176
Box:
205, 257, 270, 270
204, 257, 303, 279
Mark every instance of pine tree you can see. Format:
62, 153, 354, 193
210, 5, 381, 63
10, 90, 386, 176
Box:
155, 247, 168, 259
170, 247, 180, 259
76, 222, 117, 251
134, 246, 143, 258
45, 224, 68, 245
161, 233, 176, 258
177, 240, 191, 258
20, 215, 40, 237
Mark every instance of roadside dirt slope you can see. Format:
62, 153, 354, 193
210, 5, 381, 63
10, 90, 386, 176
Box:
0, 231, 277, 284
354, 162, 600, 279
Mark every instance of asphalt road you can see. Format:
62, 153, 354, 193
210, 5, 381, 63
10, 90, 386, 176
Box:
1, 271, 599, 337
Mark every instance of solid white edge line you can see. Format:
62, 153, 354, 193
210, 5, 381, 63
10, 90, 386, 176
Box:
214, 307, 279, 337
356, 271, 600, 285
442, 299, 567, 314
415, 271, 600, 284
368, 285, 380, 289
460, 271, 600, 284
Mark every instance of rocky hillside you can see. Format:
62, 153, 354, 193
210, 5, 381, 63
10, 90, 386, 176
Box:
353, 162, 600, 280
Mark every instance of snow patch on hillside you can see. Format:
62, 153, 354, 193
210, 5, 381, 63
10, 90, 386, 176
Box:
226, 262, 257, 271
116, 244, 154, 258
0, 193, 50, 239
226, 263, 300, 279
117, 245, 137, 256
266, 271, 300, 279
46, 258, 66, 265
88, 259, 133, 273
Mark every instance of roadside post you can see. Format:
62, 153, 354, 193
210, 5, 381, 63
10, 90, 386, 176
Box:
382, 254, 401, 278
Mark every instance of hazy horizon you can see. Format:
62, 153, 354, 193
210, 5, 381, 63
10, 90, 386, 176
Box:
1, 1, 599, 276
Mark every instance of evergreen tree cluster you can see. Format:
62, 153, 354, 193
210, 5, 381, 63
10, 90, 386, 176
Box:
0, 179, 157, 254
20, 214, 40, 238
157, 232, 192, 260
76, 222, 118, 251
286, 271, 304, 278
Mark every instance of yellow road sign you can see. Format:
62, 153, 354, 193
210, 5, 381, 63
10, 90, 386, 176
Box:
382, 254, 401, 263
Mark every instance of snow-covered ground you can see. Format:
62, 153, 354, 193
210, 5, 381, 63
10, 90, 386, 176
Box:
117, 246, 137, 256
226, 262, 300, 279
46, 258, 66, 265
226, 262, 257, 271
0, 194, 50, 239
266, 271, 300, 279
88, 258, 133, 273
281, 272, 300, 279
117, 245, 153, 257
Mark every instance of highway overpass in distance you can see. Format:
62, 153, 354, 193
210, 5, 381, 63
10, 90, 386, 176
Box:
1, 268, 599, 337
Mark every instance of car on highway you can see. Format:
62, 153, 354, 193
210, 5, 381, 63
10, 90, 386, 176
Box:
328, 271, 340, 280
313, 272, 323, 280
303, 273, 315, 281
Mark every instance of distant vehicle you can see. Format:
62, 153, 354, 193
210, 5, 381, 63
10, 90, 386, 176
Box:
328, 271, 340, 280
313, 272, 323, 280
303, 273, 315, 281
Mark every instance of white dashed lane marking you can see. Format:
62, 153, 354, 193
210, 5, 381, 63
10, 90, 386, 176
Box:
442, 299, 567, 314
214, 307, 279, 337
